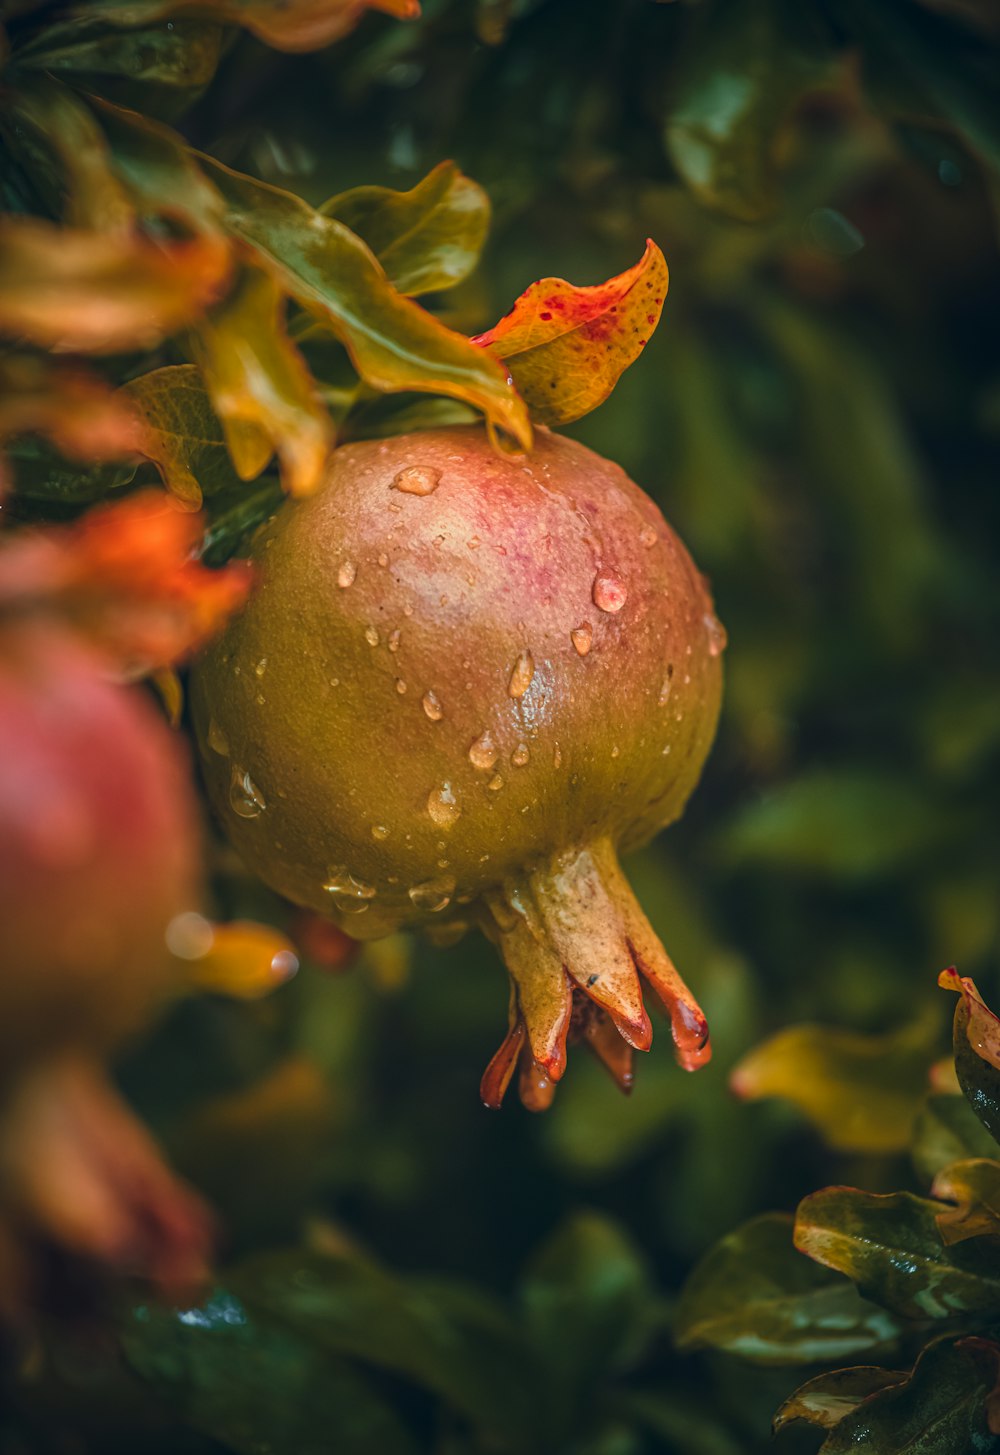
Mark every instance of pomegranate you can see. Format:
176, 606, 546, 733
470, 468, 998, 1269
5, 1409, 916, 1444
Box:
191, 427, 724, 1107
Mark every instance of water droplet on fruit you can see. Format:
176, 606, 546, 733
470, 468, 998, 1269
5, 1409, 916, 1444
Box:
511, 743, 530, 767
640, 527, 657, 548
393, 465, 440, 496
611, 745, 620, 758
337, 561, 356, 588
659, 671, 673, 706
467, 536, 481, 550
469, 732, 498, 771
427, 783, 461, 828
403, 603, 414, 618
371, 824, 390, 841
377, 552, 389, 567
408, 876, 456, 913
571, 623, 592, 656
207, 718, 230, 756
365, 626, 380, 647
508, 650, 534, 698
254, 657, 267, 677
593, 571, 627, 613
323, 869, 376, 914
422, 690, 443, 721
487, 774, 504, 792
230, 766, 265, 818
388, 629, 401, 652
395, 678, 408, 695
705, 612, 728, 656
553, 744, 563, 768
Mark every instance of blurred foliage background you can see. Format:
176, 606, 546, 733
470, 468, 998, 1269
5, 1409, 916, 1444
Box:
2, 0, 1000, 1451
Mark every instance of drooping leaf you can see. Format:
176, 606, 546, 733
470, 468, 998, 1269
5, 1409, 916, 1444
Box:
83, 0, 421, 53
471, 240, 668, 426
664, 0, 834, 220
124, 365, 244, 506
14, 18, 223, 90
912, 1093, 1000, 1185
794, 1185, 1000, 1321
0, 220, 230, 355
730, 1012, 938, 1153
773, 1365, 908, 1435
322, 161, 491, 295
195, 155, 531, 447
122, 1289, 418, 1455
780, 1337, 1000, 1454
225, 1247, 533, 1443
941, 969, 1000, 1147
190, 268, 335, 497
933, 1159, 1000, 1245
674, 1213, 900, 1365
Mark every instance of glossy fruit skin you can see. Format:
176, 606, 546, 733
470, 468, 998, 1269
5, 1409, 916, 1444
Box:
0, 623, 200, 1084
191, 427, 723, 936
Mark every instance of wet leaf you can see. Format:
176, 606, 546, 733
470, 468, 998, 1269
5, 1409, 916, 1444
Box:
718, 770, 946, 880
0, 220, 230, 355
778, 1337, 1000, 1454
933, 1159, 1000, 1245
323, 161, 491, 295
195, 155, 530, 447
941, 969, 1000, 1147
730, 1013, 938, 1153
124, 365, 242, 507
191, 268, 334, 497
794, 1185, 1000, 1321
14, 18, 223, 90
198, 477, 284, 565
226, 1247, 533, 1442
169, 915, 300, 1000
675, 1213, 900, 1364
122, 1289, 418, 1455
912, 1093, 1000, 1185
774, 1366, 908, 1433
84, 0, 421, 53
665, 0, 834, 220
472, 240, 667, 426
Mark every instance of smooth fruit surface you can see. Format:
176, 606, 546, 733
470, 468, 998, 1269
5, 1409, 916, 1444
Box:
191, 426, 724, 1105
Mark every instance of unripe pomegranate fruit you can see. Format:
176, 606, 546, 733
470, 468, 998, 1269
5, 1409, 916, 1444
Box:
191, 427, 725, 1107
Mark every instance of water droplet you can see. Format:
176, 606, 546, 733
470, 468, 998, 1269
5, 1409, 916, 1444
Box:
570, 623, 592, 656
408, 875, 456, 913
207, 718, 230, 756
254, 657, 267, 677
377, 552, 389, 567
508, 650, 534, 698
230, 766, 265, 818
705, 612, 728, 656
611, 745, 620, 758
393, 465, 441, 496
337, 561, 356, 588
371, 824, 390, 841
593, 570, 628, 613
683, 672, 691, 686
427, 783, 461, 828
553, 744, 563, 768
511, 743, 530, 767
662, 743, 672, 756
395, 678, 408, 695
467, 536, 481, 550
487, 774, 504, 792
403, 603, 414, 617
659, 672, 673, 706
323, 869, 376, 914
329, 677, 340, 688
422, 690, 444, 721
640, 526, 658, 548
468, 732, 498, 771
365, 626, 380, 647
388, 629, 401, 652
255, 693, 266, 706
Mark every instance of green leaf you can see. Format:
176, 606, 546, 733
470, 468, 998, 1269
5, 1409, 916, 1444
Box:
795, 1186, 1000, 1320
199, 478, 284, 565
82, 0, 421, 53
717, 770, 946, 880
730, 1012, 938, 1153
773, 1365, 908, 1434
5, 440, 137, 504
197, 154, 531, 448
190, 268, 334, 497
675, 1213, 900, 1364
91, 96, 227, 236
472, 240, 668, 426
323, 161, 491, 296
14, 18, 223, 90
122, 1288, 418, 1455
226, 1248, 534, 1443
124, 364, 242, 506
941, 970, 1000, 1147
783, 1337, 1000, 1454
933, 1159, 1000, 1245
665, 0, 834, 220
912, 1094, 1000, 1185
